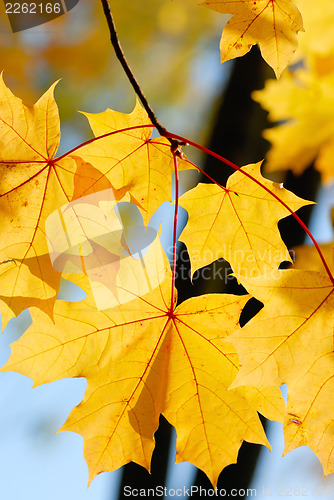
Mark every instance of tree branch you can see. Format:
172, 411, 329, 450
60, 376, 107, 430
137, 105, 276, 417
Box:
100, 0, 172, 140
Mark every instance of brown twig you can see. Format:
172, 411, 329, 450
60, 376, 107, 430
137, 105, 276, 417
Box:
100, 0, 178, 145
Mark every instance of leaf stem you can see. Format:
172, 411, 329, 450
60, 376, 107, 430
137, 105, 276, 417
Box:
170, 150, 180, 313
165, 131, 334, 285
100, 0, 169, 139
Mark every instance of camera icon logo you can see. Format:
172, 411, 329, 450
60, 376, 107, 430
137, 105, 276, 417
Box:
45, 189, 166, 310
4, 0, 80, 32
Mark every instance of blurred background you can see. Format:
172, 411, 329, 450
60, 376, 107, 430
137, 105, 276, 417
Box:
1, 0, 334, 498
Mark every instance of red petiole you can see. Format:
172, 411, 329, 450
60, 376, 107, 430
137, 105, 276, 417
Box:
55, 122, 334, 286
54, 124, 154, 162
170, 151, 180, 314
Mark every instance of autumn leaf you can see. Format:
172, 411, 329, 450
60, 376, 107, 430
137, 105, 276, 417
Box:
0, 237, 284, 485
76, 100, 190, 224
228, 268, 334, 474
253, 68, 334, 183
202, 0, 303, 77
0, 77, 124, 328
179, 161, 312, 278
0, 75, 65, 325
294, 0, 334, 61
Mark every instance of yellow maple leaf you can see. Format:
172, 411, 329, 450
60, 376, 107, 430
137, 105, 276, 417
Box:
0, 75, 66, 325
76, 100, 190, 224
0, 77, 125, 328
253, 68, 334, 183
294, 0, 334, 62
0, 238, 284, 486
179, 161, 312, 278
228, 268, 334, 475
202, 0, 303, 77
